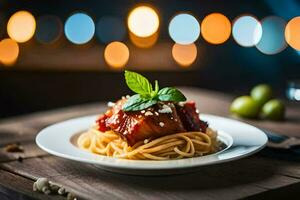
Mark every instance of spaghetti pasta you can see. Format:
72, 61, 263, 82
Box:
77, 126, 220, 160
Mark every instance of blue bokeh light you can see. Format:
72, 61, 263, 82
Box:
232, 16, 262, 47
64, 13, 95, 44
256, 16, 287, 55
96, 16, 126, 44
168, 14, 200, 45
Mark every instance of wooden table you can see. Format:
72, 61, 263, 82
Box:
0, 87, 300, 200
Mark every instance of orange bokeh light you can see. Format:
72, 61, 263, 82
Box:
104, 41, 129, 69
129, 31, 158, 48
201, 13, 231, 44
0, 38, 19, 66
172, 43, 197, 67
7, 11, 36, 43
285, 16, 300, 50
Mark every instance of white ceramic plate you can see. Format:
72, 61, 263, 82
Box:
36, 114, 267, 175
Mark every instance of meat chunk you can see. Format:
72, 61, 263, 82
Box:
97, 99, 207, 146
176, 101, 208, 132
97, 100, 185, 146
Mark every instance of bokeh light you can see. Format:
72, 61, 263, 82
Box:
129, 31, 158, 48
232, 15, 262, 47
172, 43, 197, 67
7, 11, 36, 43
256, 16, 287, 55
201, 13, 231, 44
0, 38, 19, 66
35, 15, 63, 44
169, 13, 200, 45
285, 16, 300, 50
64, 13, 95, 44
127, 6, 159, 37
96, 16, 126, 44
104, 41, 129, 68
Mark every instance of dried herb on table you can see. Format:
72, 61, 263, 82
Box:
4, 143, 24, 153
17, 156, 23, 162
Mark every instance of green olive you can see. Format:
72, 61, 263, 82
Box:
261, 99, 285, 120
250, 84, 272, 106
230, 96, 259, 118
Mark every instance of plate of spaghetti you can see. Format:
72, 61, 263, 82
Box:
36, 71, 267, 175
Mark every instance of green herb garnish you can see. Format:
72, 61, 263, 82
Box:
123, 70, 186, 111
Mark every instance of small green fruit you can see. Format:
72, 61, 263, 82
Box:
251, 84, 272, 106
261, 99, 285, 120
230, 96, 260, 118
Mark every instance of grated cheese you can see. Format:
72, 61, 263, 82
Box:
145, 111, 153, 116
158, 104, 172, 114
159, 122, 165, 127
107, 102, 115, 107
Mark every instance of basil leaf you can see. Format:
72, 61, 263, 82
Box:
134, 99, 157, 111
125, 70, 153, 96
154, 80, 159, 93
123, 94, 157, 111
158, 87, 186, 102
122, 94, 143, 110
150, 80, 159, 98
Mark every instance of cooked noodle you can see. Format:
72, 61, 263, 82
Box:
77, 126, 220, 160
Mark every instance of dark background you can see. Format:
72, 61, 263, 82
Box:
0, 0, 299, 118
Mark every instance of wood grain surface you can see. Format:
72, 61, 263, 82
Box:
0, 87, 299, 200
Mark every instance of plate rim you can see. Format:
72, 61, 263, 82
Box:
36, 114, 268, 170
